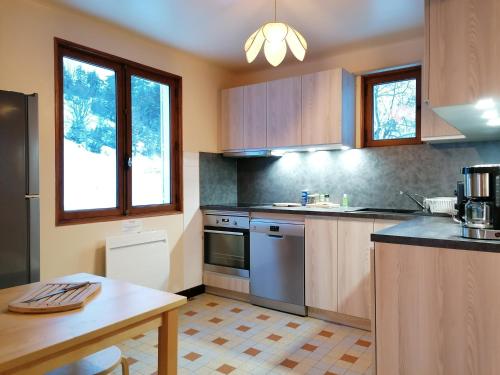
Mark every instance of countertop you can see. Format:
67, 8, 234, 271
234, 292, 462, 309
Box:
371, 216, 500, 252
201, 204, 500, 252
200, 204, 423, 221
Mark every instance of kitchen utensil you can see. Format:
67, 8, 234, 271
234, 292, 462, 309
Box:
9, 282, 101, 313
461, 164, 500, 240
21, 281, 90, 303
273, 203, 302, 207
424, 197, 457, 214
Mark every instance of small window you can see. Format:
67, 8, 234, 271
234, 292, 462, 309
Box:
55, 39, 182, 224
363, 66, 421, 147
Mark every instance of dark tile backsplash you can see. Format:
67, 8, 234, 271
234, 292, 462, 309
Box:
200, 142, 500, 209
199, 152, 237, 205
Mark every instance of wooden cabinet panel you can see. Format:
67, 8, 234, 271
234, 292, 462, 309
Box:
375, 243, 500, 375
221, 87, 244, 150
338, 218, 374, 319
302, 70, 342, 145
244, 83, 267, 149
427, 0, 500, 108
422, 0, 465, 141
267, 77, 302, 148
302, 69, 355, 147
373, 219, 401, 233
203, 271, 249, 294
305, 217, 338, 311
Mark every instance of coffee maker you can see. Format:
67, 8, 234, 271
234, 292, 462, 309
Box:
459, 165, 500, 240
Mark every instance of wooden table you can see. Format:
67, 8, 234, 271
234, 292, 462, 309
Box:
0, 273, 186, 374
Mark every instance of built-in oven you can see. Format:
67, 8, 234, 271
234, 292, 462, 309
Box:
203, 211, 250, 278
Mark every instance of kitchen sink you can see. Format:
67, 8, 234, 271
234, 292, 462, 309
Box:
350, 208, 420, 214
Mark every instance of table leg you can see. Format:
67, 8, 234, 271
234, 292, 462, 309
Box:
158, 309, 179, 375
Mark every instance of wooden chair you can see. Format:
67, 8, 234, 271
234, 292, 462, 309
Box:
46, 346, 129, 375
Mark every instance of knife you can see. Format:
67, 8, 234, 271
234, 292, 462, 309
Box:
21, 282, 91, 303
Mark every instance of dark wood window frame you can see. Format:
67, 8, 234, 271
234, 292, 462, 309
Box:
55, 38, 183, 225
362, 66, 421, 147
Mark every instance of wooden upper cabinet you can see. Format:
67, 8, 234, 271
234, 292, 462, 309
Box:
302, 69, 355, 147
305, 217, 338, 312
337, 218, 373, 319
244, 83, 267, 149
421, 0, 465, 141
267, 76, 302, 148
426, 0, 500, 108
221, 87, 244, 150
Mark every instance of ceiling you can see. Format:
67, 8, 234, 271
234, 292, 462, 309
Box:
47, 0, 424, 71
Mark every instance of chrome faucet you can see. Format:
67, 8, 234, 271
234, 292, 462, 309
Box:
399, 191, 427, 211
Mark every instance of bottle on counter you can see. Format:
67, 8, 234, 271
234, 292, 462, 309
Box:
324, 194, 330, 202
342, 193, 349, 207
301, 190, 309, 206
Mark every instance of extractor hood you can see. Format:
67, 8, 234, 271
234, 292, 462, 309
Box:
433, 98, 500, 142
222, 144, 350, 158
222, 150, 272, 158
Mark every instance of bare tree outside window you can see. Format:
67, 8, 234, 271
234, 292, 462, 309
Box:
363, 67, 421, 147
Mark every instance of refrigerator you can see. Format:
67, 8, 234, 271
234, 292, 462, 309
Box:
0, 90, 40, 289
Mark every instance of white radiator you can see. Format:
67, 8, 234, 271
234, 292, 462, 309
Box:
105, 230, 169, 291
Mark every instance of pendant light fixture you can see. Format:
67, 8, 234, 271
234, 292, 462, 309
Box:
244, 0, 307, 67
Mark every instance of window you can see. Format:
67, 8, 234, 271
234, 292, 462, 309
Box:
55, 39, 182, 224
363, 66, 421, 147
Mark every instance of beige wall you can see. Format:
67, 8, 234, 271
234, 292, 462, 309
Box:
229, 36, 424, 148
231, 36, 424, 86
0, 0, 425, 291
0, 0, 235, 291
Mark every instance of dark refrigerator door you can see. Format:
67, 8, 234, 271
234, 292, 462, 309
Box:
27, 94, 39, 195
0, 91, 29, 288
28, 197, 40, 283
27, 94, 40, 283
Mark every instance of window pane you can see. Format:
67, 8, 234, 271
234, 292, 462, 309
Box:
62, 57, 117, 211
372, 79, 417, 140
131, 75, 171, 206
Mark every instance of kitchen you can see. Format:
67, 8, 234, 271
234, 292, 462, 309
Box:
1, 0, 500, 374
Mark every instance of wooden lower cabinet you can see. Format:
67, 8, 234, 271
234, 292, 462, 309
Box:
203, 271, 249, 294
337, 218, 374, 319
305, 217, 338, 311
375, 242, 500, 375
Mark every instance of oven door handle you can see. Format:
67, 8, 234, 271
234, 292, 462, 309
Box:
204, 229, 244, 236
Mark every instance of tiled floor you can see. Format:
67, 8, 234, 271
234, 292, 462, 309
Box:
114, 294, 373, 374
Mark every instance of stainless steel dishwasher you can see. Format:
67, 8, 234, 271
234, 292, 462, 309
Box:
249, 219, 306, 316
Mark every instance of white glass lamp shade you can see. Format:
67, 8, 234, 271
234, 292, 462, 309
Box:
245, 22, 307, 67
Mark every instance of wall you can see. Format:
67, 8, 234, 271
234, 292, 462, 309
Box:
199, 153, 238, 205
200, 142, 500, 210
0, 0, 235, 291
237, 142, 500, 209
231, 36, 424, 86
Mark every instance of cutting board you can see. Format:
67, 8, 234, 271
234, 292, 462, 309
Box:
8, 282, 101, 314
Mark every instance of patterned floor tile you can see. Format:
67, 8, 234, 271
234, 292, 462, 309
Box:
113, 293, 373, 374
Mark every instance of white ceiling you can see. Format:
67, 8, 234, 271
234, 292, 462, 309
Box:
47, 0, 424, 71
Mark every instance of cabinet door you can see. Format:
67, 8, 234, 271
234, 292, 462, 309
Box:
267, 77, 302, 148
244, 83, 267, 149
376, 243, 500, 375
221, 87, 244, 150
427, 0, 500, 108
338, 218, 374, 319
422, 0, 464, 141
305, 217, 338, 311
373, 219, 402, 232
302, 70, 342, 145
